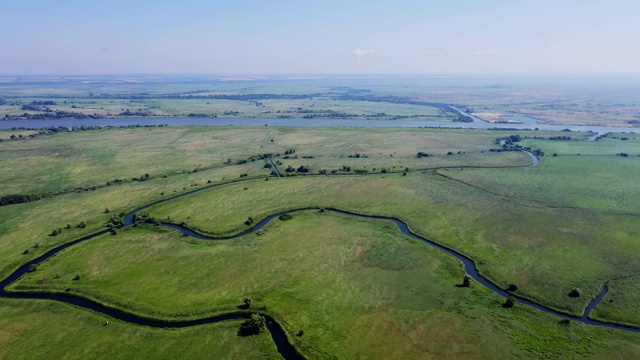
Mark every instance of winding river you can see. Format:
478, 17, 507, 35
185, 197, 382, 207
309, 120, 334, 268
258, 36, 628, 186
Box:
0, 151, 638, 360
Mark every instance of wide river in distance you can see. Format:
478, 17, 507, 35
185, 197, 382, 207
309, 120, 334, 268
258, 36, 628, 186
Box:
0, 117, 637, 134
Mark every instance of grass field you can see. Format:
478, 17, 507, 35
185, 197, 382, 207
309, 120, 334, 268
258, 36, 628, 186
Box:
0, 299, 279, 360
139, 173, 640, 319
11, 216, 640, 359
2, 125, 640, 358
0, 96, 453, 121
0, 126, 533, 196
439, 134, 640, 213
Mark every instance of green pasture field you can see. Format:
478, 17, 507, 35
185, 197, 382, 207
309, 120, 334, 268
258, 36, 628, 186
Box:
591, 274, 640, 327
0, 126, 530, 286
0, 97, 452, 120
0, 299, 278, 360
2, 125, 640, 358
0, 164, 270, 281
0, 126, 538, 197
0, 98, 151, 118
11, 216, 640, 359
440, 134, 640, 213
142, 173, 640, 319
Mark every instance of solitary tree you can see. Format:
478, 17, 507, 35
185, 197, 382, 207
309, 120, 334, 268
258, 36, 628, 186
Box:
462, 274, 471, 287
240, 314, 266, 335
569, 288, 582, 297
503, 296, 516, 308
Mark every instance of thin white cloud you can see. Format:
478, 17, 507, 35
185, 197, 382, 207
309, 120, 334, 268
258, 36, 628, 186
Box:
352, 48, 377, 57
472, 49, 499, 56
421, 50, 443, 56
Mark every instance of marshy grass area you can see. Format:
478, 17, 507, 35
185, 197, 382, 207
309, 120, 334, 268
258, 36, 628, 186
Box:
2, 126, 640, 358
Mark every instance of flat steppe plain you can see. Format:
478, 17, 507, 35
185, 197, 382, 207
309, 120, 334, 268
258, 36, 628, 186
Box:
2, 126, 640, 359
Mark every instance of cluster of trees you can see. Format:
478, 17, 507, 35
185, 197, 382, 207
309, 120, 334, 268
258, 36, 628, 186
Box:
453, 113, 474, 122
133, 213, 156, 224
0, 194, 42, 206
4, 110, 103, 120
29, 101, 57, 106
184, 93, 319, 101
284, 165, 309, 173
416, 151, 429, 158
530, 149, 544, 157
188, 113, 217, 118
300, 110, 358, 119
132, 173, 151, 182
118, 109, 152, 116
348, 153, 368, 158
0, 127, 76, 143
20, 100, 58, 111
239, 314, 266, 335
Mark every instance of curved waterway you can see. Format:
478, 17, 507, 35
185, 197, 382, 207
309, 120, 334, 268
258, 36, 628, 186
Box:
1, 160, 639, 359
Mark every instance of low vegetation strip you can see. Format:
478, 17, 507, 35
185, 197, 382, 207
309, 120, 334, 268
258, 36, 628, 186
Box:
0, 193, 43, 206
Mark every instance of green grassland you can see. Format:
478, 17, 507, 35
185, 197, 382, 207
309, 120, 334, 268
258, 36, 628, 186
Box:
0, 96, 453, 121
439, 134, 640, 213
0, 164, 269, 281
0, 126, 276, 196
1, 126, 529, 283
0, 299, 279, 360
2, 125, 640, 358
0, 126, 533, 197
141, 173, 640, 319
592, 275, 640, 326
10, 216, 640, 359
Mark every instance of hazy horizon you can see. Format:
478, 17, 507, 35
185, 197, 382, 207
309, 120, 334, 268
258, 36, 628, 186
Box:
2, 0, 638, 75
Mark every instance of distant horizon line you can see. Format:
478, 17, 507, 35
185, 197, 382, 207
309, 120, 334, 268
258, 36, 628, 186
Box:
1, 73, 639, 78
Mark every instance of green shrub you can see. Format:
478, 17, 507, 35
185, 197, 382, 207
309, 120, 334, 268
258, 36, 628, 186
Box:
503, 296, 516, 308
279, 214, 293, 221
569, 288, 582, 297
462, 274, 471, 287
240, 314, 266, 335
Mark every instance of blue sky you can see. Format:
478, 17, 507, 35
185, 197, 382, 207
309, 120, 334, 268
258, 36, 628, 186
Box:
1, 0, 638, 74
